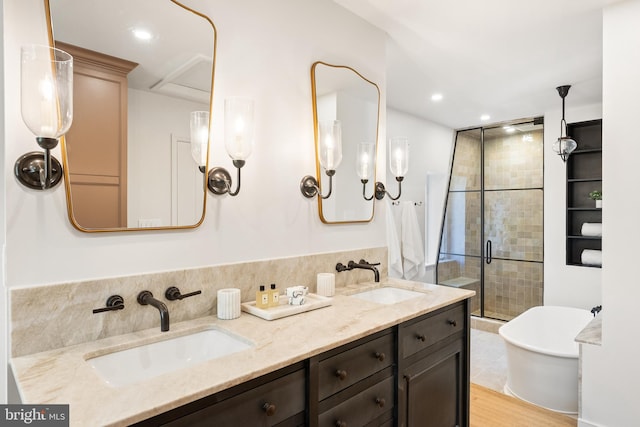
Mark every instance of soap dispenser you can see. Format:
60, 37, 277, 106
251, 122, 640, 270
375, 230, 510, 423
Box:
256, 285, 269, 309
269, 283, 279, 307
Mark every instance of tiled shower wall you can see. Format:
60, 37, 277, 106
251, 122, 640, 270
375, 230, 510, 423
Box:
438, 127, 544, 321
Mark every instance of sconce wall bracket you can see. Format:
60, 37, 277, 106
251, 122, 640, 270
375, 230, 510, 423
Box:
300, 175, 319, 198
208, 167, 232, 195
208, 159, 245, 196
300, 170, 335, 199
375, 176, 404, 201
374, 182, 386, 200
14, 151, 63, 190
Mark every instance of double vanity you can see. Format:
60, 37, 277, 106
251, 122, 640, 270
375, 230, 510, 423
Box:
11, 279, 473, 426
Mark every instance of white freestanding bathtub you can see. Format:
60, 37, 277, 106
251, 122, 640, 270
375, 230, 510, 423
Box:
498, 305, 593, 414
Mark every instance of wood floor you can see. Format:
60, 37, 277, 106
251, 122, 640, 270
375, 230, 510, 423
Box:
470, 383, 578, 427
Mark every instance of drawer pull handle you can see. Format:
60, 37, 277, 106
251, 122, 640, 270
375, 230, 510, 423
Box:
416, 334, 426, 342
262, 402, 276, 416
336, 421, 348, 427
448, 319, 457, 327
374, 352, 386, 362
335, 369, 348, 380
375, 397, 386, 408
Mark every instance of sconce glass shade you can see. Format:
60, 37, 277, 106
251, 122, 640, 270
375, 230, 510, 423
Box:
318, 120, 343, 171
190, 111, 209, 167
357, 142, 375, 180
389, 137, 409, 177
21, 45, 73, 139
224, 97, 255, 161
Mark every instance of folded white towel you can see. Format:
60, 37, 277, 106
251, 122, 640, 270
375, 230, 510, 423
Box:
581, 223, 602, 237
401, 201, 425, 280
581, 249, 602, 266
385, 199, 403, 278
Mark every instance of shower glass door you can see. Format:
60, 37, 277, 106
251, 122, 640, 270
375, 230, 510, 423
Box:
437, 128, 483, 316
437, 120, 544, 321
483, 124, 543, 321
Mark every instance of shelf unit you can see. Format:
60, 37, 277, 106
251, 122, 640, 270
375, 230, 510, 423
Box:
566, 119, 602, 267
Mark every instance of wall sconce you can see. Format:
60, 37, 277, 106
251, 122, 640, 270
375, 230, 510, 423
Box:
190, 110, 209, 173
357, 142, 376, 201
300, 120, 343, 199
208, 97, 255, 196
553, 85, 577, 162
374, 137, 409, 200
15, 45, 73, 190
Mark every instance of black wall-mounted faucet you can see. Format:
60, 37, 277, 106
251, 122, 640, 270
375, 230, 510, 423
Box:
137, 291, 170, 332
336, 259, 380, 283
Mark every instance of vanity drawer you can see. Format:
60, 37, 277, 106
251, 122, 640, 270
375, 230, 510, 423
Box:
318, 332, 394, 400
401, 304, 464, 358
319, 375, 394, 427
159, 368, 305, 427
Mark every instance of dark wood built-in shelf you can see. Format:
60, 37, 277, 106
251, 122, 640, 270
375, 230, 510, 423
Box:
566, 119, 602, 268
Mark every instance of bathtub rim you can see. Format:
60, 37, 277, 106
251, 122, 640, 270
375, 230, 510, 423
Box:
498, 305, 592, 359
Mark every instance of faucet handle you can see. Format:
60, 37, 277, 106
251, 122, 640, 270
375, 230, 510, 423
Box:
336, 262, 350, 272
92, 295, 125, 314
165, 286, 202, 301
359, 259, 380, 266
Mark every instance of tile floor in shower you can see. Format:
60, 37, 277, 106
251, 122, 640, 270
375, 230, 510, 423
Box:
470, 327, 508, 393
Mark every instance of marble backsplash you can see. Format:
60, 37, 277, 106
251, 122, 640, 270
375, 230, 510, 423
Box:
10, 247, 387, 357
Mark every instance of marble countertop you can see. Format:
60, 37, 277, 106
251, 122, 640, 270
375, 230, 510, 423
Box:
11, 279, 474, 427
575, 313, 602, 346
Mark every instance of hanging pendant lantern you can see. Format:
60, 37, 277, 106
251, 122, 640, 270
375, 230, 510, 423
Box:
553, 85, 577, 162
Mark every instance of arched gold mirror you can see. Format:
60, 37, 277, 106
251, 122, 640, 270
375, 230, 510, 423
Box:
311, 62, 380, 223
46, 0, 216, 232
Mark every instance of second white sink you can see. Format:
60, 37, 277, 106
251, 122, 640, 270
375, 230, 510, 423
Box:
87, 328, 253, 387
350, 287, 427, 304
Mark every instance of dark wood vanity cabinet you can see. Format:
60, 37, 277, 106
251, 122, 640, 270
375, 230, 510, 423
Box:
398, 301, 470, 427
311, 330, 395, 427
134, 300, 469, 427
133, 363, 306, 427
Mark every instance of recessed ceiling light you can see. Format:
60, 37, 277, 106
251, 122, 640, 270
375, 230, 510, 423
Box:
431, 93, 443, 102
480, 114, 490, 121
132, 28, 153, 41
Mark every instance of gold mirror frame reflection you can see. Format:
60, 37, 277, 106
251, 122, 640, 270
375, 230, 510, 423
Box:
311, 61, 381, 224
45, 0, 217, 232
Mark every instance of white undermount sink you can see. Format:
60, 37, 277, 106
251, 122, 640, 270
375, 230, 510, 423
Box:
350, 287, 427, 304
86, 328, 253, 387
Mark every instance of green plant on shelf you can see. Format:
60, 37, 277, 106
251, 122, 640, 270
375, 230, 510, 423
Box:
589, 190, 602, 201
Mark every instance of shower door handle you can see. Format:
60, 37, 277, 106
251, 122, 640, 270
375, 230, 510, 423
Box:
486, 240, 492, 264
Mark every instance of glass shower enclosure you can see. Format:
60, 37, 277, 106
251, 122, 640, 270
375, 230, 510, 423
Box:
436, 118, 544, 321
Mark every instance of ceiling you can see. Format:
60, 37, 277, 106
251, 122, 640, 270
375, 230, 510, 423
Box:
334, 0, 623, 129
49, 0, 214, 104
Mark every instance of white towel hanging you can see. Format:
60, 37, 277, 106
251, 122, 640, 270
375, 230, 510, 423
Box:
400, 201, 425, 280
385, 199, 403, 278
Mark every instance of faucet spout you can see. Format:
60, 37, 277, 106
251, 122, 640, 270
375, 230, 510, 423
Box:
347, 259, 380, 282
138, 291, 170, 332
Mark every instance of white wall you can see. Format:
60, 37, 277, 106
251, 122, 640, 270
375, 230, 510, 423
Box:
1, 0, 388, 398
127, 88, 209, 227
580, 1, 640, 425
544, 103, 603, 309
0, 0, 7, 404
387, 108, 455, 281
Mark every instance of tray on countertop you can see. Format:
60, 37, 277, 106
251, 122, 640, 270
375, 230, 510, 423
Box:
241, 293, 332, 320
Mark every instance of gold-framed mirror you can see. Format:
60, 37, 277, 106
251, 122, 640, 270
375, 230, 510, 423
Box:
46, 0, 216, 232
311, 61, 380, 224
